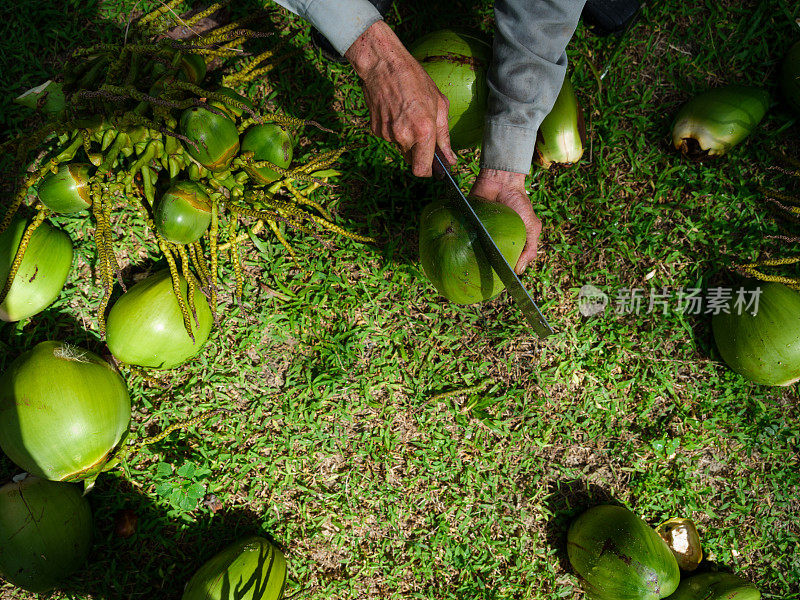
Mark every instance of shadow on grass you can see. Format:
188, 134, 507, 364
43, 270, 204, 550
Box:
0, 452, 283, 599
0, 310, 284, 599
0, 306, 105, 372
223, 1, 340, 130
394, 0, 495, 42
67, 475, 284, 600
0, 0, 129, 133
543, 478, 621, 574
337, 149, 432, 265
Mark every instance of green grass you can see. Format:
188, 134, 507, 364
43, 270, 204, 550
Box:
1, 0, 799, 599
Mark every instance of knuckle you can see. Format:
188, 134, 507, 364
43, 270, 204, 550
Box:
415, 121, 435, 140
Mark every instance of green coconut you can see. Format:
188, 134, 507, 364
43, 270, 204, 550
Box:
180, 106, 240, 172
36, 163, 92, 214
0, 475, 92, 592
419, 196, 525, 305
182, 536, 287, 600
665, 572, 760, 600
410, 30, 491, 149
153, 181, 212, 244
672, 85, 769, 158
534, 74, 585, 168
567, 505, 680, 600
106, 270, 213, 370
240, 124, 294, 184
712, 282, 800, 385
0, 216, 73, 322
0, 341, 130, 482
152, 52, 207, 85
180, 53, 207, 85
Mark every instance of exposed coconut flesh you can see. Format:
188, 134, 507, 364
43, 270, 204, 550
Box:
671, 525, 690, 554
657, 517, 703, 571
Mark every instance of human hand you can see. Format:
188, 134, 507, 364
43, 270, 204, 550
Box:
345, 21, 457, 177
470, 169, 541, 274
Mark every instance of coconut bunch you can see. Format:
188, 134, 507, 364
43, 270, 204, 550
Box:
0, 0, 373, 363
0, 5, 365, 591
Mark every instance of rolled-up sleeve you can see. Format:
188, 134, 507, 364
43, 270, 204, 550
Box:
272, 0, 383, 56
482, 0, 586, 174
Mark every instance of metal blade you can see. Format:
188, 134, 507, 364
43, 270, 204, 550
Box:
432, 152, 554, 338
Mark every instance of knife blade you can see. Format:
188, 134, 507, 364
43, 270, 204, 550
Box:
432, 151, 554, 338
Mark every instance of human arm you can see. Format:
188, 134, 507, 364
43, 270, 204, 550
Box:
345, 21, 456, 176
271, 1, 456, 175
472, 0, 586, 272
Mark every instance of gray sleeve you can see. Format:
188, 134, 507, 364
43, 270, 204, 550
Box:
272, 0, 382, 56
481, 0, 586, 174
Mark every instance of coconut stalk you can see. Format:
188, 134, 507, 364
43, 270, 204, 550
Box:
534, 73, 585, 168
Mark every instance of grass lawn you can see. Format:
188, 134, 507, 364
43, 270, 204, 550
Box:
0, 0, 799, 598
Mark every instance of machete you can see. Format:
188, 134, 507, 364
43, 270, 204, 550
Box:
432, 150, 554, 338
